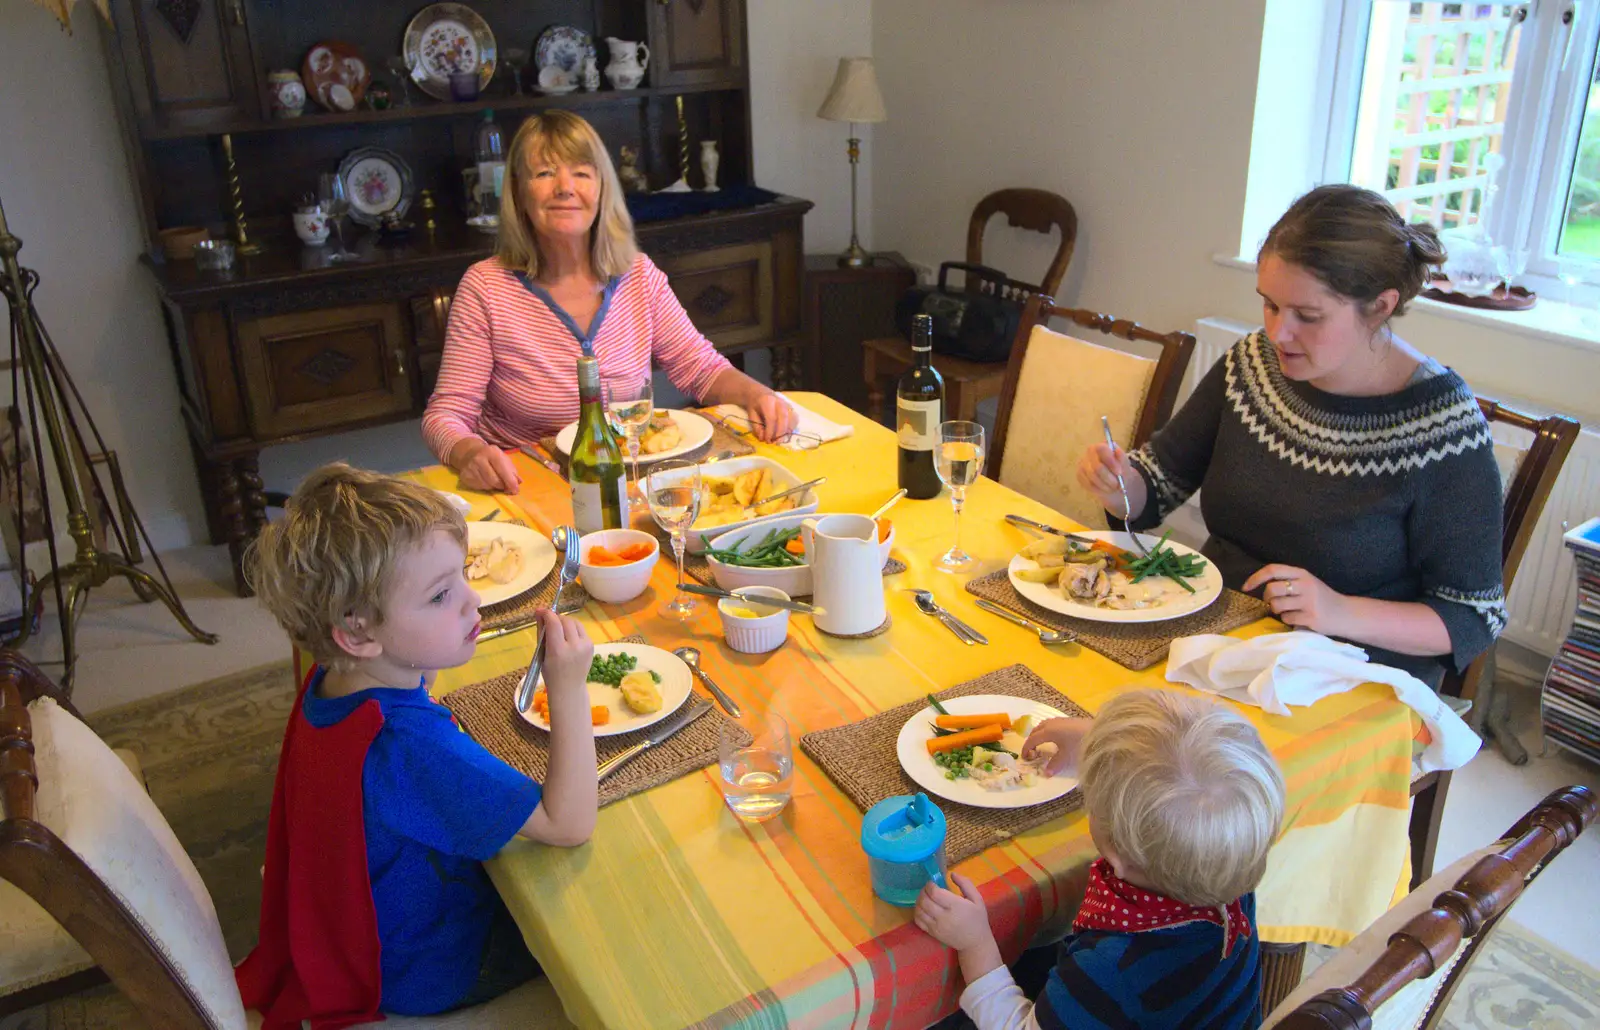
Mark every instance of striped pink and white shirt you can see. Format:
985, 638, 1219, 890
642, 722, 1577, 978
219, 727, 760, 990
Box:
421, 254, 733, 461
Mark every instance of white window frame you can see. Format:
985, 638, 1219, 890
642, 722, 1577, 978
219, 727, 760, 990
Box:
1319, 1, 1600, 296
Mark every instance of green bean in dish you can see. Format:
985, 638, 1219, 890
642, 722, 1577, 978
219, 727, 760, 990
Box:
703, 526, 807, 568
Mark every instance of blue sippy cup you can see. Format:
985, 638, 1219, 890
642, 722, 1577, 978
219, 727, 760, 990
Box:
861, 792, 948, 907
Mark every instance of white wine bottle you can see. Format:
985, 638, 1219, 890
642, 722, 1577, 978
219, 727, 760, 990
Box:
569, 356, 630, 533
897, 313, 945, 499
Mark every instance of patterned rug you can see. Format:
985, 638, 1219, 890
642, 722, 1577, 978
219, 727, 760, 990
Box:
1439, 920, 1600, 1030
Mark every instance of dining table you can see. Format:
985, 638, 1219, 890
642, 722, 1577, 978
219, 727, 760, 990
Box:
397, 392, 1415, 1030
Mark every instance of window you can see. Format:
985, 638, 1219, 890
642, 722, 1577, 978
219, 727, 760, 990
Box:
1324, 1, 1600, 289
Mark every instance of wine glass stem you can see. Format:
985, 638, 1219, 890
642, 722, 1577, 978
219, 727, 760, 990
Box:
951, 493, 964, 555
628, 436, 640, 488
673, 532, 687, 595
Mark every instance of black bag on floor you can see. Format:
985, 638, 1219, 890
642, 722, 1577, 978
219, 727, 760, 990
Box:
893, 261, 1025, 364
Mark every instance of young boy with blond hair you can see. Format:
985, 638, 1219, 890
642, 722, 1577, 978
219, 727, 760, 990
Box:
917, 689, 1286, 1030
235, 463, 598, 1027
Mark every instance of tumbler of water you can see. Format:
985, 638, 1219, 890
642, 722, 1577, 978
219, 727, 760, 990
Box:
718, 712, 793, 822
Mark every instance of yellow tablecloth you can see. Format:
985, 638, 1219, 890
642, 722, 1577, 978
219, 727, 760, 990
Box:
410, 393, 1413, 1030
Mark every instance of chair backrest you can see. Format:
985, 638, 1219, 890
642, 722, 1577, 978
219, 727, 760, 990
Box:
1267, 784, 1595, 1030
0, 651, 245, 1030
989, 293, 1196, 526
966, 189, 1079, 301
1439, 398, 1580, 702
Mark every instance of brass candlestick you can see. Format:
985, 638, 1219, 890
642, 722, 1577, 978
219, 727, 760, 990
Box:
0, 194, 217, 693
676, 95, 690, 183
220, 134, 264, 256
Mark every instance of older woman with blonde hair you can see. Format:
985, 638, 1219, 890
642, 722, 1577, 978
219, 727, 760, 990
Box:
423, 109, 794, 493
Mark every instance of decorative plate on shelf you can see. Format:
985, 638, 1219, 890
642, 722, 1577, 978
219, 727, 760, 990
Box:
403, 3, 497, 101
534, 25, 591, 76
301, 40, 370, 112
338, 147, 415, 228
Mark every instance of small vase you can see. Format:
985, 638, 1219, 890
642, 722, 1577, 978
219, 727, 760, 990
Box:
582, 54, 600, 91
268, 70, 306, 119
700, 140, 720, 192
449, 70, 480, 102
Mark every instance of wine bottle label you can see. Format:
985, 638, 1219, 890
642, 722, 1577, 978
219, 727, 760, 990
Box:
571, 477, 629, 534
896, 398, 940, 452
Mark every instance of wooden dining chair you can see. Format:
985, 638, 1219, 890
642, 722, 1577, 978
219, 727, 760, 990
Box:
1263, 784, 1595, 1030
987, 293, 1196, 528
1408, 399, 1580, 889
0, 650, 575, 1029
862, 188, 1078, 423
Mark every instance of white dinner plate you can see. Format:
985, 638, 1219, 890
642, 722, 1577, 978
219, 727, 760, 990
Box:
1007, 530, 1223, 624
896, 694, 1078, 810
466, 521, 557, 607
516, 642, 692, 738
553, 408, 714, 464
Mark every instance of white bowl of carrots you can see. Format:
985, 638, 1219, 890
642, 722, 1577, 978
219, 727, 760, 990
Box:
704, 512, 894, 597
577, 529, 659, 604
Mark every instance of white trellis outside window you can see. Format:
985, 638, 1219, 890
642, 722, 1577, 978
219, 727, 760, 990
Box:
1323, 1, 1600, 287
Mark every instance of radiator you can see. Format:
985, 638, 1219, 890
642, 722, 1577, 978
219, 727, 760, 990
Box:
1189, 318, 1596, 658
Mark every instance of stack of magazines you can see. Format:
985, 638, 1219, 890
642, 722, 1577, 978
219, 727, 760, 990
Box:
1544, 517, 1600, 765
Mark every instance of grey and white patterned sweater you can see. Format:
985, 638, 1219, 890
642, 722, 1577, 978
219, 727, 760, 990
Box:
1123, 331, 1505, 685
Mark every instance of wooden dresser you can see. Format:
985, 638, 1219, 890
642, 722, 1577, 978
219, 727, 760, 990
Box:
97, 0, 810, 592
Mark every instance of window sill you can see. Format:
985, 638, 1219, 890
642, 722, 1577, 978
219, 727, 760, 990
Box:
1212, 253, 1600, 357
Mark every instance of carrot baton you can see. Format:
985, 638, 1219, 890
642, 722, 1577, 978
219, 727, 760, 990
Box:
934, 713, 1014, 731
926, 723, 1005, 755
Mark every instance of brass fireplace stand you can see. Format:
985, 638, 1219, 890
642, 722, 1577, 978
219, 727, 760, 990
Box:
0, 194, 216, 694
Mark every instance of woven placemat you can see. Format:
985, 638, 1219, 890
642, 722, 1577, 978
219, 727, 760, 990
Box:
478, 571, 591, 630
442, 635, 751, 807
682, 552, 907, 595
815, 613, 893, 640
799, 665, 1090, 865
963, 571, 1271, 672
535, 408, 756, 475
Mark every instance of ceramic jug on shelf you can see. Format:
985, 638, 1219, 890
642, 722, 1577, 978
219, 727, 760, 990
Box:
802, 514, 886, 636
604, 37, 650, 90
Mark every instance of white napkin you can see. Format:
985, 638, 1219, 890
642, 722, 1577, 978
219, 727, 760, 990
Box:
1165, 631, 1480, 774
710, 393, 854, 451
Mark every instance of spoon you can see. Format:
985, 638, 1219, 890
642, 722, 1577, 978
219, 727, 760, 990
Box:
870, 488, 908, 520
516, 526, 581, 713
908, 588, 988, 645
672, 646, 741, 717
973, 598, 1076, 645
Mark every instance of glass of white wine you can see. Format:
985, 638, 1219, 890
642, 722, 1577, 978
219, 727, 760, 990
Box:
933, 420, 985, 573
647, 458, 702, 620
605, 374, 653, 502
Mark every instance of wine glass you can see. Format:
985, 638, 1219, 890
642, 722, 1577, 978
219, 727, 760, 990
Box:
503, 48, 528, 96
933, 420, 985, 573
385, 56, 414, 107
605, 374, 654, 501
647, 459, 702, 620
316, 173, 355, 262
1557, 255, 1591, 307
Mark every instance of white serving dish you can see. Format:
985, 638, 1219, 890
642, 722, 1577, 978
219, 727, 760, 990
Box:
703, 511, 894, 595
646, 456, 821, 554
577, 528, 659, 604
717, 586, 791, 654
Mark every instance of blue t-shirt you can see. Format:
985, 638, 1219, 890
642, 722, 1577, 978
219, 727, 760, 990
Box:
302, 672, 542, 1016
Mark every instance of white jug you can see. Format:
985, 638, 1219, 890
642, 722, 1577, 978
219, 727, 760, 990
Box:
803, 514, 886, 636
604, 38, 650, 90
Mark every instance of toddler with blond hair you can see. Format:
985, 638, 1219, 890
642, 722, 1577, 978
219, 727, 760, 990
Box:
236, 463, 597, 1027
917, 689, 1285, 1030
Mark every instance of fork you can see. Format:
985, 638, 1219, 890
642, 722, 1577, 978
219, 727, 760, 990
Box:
1101, 415, 1152, 557
515, 525, 582, 713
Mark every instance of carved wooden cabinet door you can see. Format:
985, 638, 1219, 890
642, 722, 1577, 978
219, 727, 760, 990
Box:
646, 0, 745, 87
235, 302, 414, 438
108, 0, 260, 129
655, 241, 773, 349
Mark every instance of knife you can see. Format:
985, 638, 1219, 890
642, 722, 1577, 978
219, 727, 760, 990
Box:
1005, 513, 1097, 547
680, 583, 822, 616
596, 699, 714, 780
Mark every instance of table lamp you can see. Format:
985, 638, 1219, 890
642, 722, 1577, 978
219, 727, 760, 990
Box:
817, 57, 887, 268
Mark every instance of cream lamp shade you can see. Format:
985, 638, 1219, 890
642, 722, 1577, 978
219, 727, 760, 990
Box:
817, 58, 888, 123
25, 0, 109, 32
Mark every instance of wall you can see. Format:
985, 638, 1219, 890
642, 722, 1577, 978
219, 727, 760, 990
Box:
747, 0, 874, 255
0, 6, 206, 552
870, 0, 1600, 427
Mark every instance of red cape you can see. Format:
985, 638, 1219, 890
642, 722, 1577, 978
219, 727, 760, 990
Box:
236, 668, 386, 1028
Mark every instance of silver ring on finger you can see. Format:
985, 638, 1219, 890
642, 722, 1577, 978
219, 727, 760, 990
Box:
1286, 583, 1297, 597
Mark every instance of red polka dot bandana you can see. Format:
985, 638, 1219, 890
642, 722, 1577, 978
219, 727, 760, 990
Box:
1072, 858, 1252, 957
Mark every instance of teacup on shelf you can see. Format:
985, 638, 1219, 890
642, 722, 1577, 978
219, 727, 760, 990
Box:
292, 208, 330, 245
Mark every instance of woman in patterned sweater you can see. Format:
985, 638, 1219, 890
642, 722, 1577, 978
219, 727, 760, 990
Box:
1078, 186, 1504, 686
